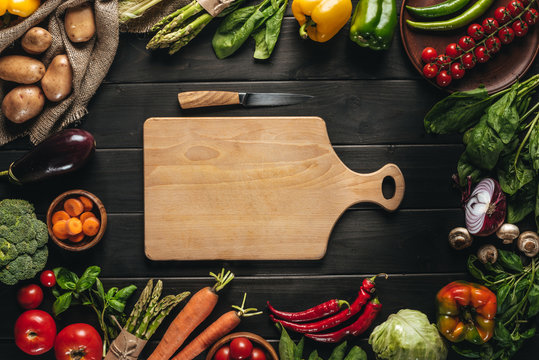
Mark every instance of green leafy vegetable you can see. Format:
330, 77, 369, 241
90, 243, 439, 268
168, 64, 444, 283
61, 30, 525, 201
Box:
252, 0, 287, 59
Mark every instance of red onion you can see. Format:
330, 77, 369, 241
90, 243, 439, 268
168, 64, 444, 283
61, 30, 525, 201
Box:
464, 178, 506, 236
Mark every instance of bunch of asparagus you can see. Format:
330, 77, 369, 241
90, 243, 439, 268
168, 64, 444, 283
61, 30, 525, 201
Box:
125, 279, 190, 340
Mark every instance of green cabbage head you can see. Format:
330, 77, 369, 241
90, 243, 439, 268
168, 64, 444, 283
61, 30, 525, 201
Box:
369, 309, 447, 360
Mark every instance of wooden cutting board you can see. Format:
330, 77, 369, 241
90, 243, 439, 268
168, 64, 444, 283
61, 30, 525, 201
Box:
144, 117, 405, 260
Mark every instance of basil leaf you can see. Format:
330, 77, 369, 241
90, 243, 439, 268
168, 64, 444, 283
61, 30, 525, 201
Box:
53, 292, 72, 316
277, 325, 296, 360
507, 180, 537, 223
527, 284, 539, 317
344, 346, 367, 360
467, 256, 488, 282
494, 321, 512, 346
536, 182, 539, 230
95, 278, 105, 301
114, 285, 137, 302
497, 250, 524, 272
521, 326, 536, 339
465, 115, 505, 171
106, 287, 118, 301
108, 299, 126, 313
496, 284, 511, 313
293, 337, 304, 360
52, 288, 60, 298
76, 266, 101, 292
424, 86, 491, 134
329, 341, 348, 360
308, 350, 320, 360
486, 83, 519, 144
55, 267, 79, 291
451, 344, 482, 358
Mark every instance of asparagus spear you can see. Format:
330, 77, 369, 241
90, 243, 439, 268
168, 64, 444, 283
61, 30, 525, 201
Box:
142, 291, 191, 339
125, 279, 154, 333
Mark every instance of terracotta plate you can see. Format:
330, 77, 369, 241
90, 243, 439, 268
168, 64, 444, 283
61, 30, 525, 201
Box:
400, 0, 539, 93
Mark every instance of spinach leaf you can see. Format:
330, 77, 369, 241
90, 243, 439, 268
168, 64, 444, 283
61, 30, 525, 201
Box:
497, 154, 534, 195
53, 292, 72, 316
507, 180, 536, 223
464, 115, 505, 170
424, 86, 491, 134
536, 182, 539, 229
253, 0, 287, 59
530, 125, 539, 172
457, 153, 484, 186
486, 83, 520, 144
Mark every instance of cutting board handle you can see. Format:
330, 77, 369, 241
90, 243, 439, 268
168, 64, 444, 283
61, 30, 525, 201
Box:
347, 163, 405, 212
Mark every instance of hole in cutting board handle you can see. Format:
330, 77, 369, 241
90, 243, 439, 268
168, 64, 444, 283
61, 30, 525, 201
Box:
382, 176, 396, 200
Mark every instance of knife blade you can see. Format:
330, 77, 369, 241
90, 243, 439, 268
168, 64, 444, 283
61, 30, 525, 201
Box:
178, 91, 313, 109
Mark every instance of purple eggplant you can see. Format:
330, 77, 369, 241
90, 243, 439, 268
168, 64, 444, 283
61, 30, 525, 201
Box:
0, 129, 95, 184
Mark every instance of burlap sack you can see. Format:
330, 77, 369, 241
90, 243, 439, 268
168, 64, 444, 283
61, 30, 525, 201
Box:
104, 328, 148, 360
0, 0, 118, 145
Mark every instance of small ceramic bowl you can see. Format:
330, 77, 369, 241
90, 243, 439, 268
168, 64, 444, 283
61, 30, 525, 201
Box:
206, 332, 279, 360
47, 189, 107, 251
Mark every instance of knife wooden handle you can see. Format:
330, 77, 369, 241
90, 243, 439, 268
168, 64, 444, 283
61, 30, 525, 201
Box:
178, 91, 241, 109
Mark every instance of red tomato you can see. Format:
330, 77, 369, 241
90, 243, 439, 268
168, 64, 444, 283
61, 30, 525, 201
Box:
423, 63, 439, 79
482, 18, 499, 34
40, 270, 56, 288
507, 0, 523, 17
250, 348, 267, 360
445, 43, 462, 58
458, 36, 475, 51
450, 63, 465, 80
474, 46, 490, 63
524, 9, 538, 26
215, 346, 230, 360
498, 27, 515, 44
512, 20, 529, 37
421, 47, 438, 63
229, 337, 253, 360
436, 70, 452, 87
467, 23, 484, 40
435, 54, 451, 69
494, 7, 510, 24
14, 310, 56, 355
485, 36, 501, 54
54, 323, 102, 360
461, 53, 476, 69
17, 284, 44, 309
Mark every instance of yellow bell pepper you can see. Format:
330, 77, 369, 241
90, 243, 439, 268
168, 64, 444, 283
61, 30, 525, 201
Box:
292, 0, 352, 42
0, 0, 41, 18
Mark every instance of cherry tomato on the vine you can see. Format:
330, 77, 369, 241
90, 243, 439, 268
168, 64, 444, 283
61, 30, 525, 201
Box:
467, 23, 484, 40
524, 9, 538, 26
250, 348, 267, 360
229, 338, 253, 360
214, 346, 230, 360
474, 46, 490, 63
461, 53, 476, 69
513, 20, 529, 37
458, 35, 476, 50
436, 70, 452, 87
423, 63, 439, 79
421, 47, 438, 63
436, 54, 452, 69
486, 36, 501, 54
494, 7, 511, 24
507, 0, 524, 17
498, 27, 515, 44
482, 18, 499, 34
40, 270, 56, 288
445, 43, 462, 58
450, 63, 465, 80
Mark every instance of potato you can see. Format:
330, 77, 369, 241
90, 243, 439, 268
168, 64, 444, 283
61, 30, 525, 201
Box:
21, 27, 53, 55
65, 3, 96, 43
41, 55, 73, 102
0, 55, 46, 84
1, 86, 45, 124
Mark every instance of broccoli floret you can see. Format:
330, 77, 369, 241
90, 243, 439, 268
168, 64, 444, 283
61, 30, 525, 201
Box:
0, 199, 48, 286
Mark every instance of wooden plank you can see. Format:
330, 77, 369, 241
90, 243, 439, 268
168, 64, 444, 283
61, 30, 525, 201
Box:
1, 276, 538, 358
0, 145, 462, 213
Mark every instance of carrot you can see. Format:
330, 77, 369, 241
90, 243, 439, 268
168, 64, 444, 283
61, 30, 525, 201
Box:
69, 233, 85, 243
52, 210, 70, 225
79, 211, 95, 224
52, 220, 69, 240
82, 217, 100, 236
171, 294, 262, 360
79, 196, 93, 212
147, 269, 235, 360
64, 198, 84, 217
66, 217, 82, 235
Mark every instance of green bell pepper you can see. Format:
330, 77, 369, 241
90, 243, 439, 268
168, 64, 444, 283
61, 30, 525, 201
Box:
349, 0, 397, 50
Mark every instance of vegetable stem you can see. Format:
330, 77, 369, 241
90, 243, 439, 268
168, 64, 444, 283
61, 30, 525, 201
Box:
513, 111, 539, 168
0, 170, 8, 178
299, 19, 315, 39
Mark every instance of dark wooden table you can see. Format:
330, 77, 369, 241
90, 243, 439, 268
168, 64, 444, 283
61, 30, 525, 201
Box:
1, 2, 538, 358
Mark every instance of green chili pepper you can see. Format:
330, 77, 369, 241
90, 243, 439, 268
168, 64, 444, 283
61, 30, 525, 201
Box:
406, 0, 495, 31
406, 0, 470, 19
350, 0, 397, 50
372, 0, 397, 50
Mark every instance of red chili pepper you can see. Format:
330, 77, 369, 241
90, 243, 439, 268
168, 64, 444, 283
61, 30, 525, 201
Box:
304, 298, 382, 343
268, 275, 378, 323
267, 299, 350, 323
270, 286, 373, 333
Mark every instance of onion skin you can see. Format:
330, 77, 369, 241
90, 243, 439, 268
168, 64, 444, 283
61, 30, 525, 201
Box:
5, 129, 95, 184
465, 178, 506, 236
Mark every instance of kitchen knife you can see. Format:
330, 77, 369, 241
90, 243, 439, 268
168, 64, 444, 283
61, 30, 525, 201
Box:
178, 91, 313, 109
